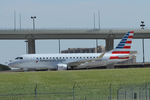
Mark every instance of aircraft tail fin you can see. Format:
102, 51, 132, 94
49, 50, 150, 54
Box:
110, 31, 134, 54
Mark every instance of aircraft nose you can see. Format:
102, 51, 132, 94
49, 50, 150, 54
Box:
8, 62, 14, 67
8, 62, 17, 68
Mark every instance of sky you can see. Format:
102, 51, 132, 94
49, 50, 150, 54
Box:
0, 0, 150, 64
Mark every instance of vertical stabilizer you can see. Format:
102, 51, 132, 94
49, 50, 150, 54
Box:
111, 31, 134, 54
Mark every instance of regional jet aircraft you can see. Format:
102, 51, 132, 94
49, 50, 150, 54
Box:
8, 31, 136, 71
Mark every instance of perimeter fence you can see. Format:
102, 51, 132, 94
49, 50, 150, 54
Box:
0, 82, 150, 100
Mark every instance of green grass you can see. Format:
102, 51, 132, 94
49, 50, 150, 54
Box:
0, 68, 150, 100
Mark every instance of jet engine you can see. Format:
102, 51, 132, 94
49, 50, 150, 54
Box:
57, 64, 68, 70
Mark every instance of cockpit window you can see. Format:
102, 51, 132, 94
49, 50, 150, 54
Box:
15, 57, 23, 60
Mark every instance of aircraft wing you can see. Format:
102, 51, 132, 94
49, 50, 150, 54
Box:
68, 52, 105, 69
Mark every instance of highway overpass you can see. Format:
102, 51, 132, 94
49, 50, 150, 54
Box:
0, 29, 149, 53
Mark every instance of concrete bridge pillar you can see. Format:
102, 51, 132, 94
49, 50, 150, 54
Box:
27, 38, 36, 54
105, 36, 114, 51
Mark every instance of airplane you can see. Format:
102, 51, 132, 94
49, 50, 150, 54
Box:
8, 31, 136, 71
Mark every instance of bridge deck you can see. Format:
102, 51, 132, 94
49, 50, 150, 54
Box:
0, 29, 149, 39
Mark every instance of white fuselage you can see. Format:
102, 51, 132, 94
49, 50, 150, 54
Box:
8, 53, 129, 70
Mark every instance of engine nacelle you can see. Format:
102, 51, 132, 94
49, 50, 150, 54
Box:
57, 64, 68, 70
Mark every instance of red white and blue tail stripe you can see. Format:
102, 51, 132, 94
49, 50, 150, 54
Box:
109, 31, 134, 59
115, 31, 134, 50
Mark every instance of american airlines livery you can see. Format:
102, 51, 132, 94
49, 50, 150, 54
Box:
8, 31, 135, 71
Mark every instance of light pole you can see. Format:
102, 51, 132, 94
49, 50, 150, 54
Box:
58, 39, 61, 53
19, 13, 22, 30
93, 12, 96, 29
98, 10, 100, 30
14, 10, 16, 31
140, 21, 145, 64
96, 39, 98, 53
31, 16, 36, 30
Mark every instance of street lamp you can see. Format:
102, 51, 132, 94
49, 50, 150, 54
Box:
31, 16, 36, 30
140, 21, 145, 64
